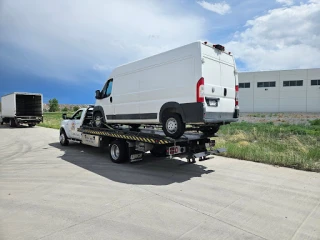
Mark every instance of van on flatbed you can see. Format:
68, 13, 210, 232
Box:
59, 107, 224, 163
93, 41, 239, 139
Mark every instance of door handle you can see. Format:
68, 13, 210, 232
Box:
110, 97, 113, 103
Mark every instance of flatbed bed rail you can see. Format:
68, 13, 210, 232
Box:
78, 126, 211, 145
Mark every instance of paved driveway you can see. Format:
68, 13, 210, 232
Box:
0, 125, 319, 240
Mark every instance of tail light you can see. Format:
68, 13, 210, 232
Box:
197, 77, 204, 103
235, 85, 239, 106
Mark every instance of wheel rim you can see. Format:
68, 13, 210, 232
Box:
166, 117, 178, 134
95, 116, 102, 127
110, 144, 120, 160
60, 133, 65, 143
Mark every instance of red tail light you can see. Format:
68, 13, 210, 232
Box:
197, 77, 204, 103
235, 85, 239, 106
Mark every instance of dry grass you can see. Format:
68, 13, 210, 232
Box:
214, 122, 320, 172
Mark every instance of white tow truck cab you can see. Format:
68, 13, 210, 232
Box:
93, 41, 239, 139
59, 106, 223, 164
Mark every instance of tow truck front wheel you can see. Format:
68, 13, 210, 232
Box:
109, 140, 128, 163
59, 130, 69, 146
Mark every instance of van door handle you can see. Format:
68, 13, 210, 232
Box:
224, 88, 227, 96
110, 97, 113, 103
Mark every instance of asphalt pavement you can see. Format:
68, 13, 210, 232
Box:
0, 124, 319, 240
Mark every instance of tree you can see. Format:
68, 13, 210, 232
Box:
62, 106, 69, 112
48, 98, 59, 112
73, 106, 80, 111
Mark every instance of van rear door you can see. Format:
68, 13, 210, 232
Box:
201, 44, 238, 116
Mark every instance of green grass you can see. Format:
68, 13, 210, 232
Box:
309, 119, 320, 126
213, 122, 320, 172
40, 112, 320, 172
39, 112, 73, 129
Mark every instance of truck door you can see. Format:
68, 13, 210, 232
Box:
69, 109, 84, 139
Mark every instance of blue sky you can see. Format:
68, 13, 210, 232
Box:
0, 0, 319, 104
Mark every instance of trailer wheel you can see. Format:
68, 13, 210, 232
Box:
109, 140, 128, 163
59, 130, 69, 146
93, 112, 105, 128
9, 119, 16, 128
162, 113, 185, 139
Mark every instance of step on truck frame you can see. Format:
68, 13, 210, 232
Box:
77, 125, 226, 163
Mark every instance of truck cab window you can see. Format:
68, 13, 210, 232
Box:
71, 110, 83, 120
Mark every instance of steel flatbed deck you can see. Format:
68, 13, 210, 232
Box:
78, 125, 213, 145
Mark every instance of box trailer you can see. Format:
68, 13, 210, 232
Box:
0, 92, 43, 127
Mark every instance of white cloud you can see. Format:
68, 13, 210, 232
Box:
0, 0, 206, 81
197, 1, 231, 15
226, 0, 320, 71
276, 0, 294, 6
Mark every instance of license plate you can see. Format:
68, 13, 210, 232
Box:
209, 100, 217, 106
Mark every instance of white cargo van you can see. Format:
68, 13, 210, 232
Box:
94, 41, 239, 139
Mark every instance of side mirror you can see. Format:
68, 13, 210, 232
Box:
95, 90, 101, 99
62, 113, 67, 119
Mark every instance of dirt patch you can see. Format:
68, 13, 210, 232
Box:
239, 112, 320, 125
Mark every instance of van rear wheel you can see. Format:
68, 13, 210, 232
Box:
162, 113, 185, 139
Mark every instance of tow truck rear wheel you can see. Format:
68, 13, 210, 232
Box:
59, 130, 69, 146
109, 140, 128, 163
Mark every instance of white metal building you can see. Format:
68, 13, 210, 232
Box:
238, 68, 320, 113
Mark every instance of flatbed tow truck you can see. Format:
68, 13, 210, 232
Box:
59, 106, 225, 163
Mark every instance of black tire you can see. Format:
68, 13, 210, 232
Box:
9, 119, 16, 128
109, 140, 128, 163
59, 130, 69, 146
200, 125, 220, 135
28, 124, 36, 127
93, 111, 105, 128
130, 124, 141, 130
162, 113, 185, 139
150, 145, 167, 157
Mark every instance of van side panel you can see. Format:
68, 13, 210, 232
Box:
112, 74, 139, 116
139, 56, 195, 123
107, 42, 202, 124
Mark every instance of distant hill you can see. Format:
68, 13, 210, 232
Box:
43, 104, 91, 112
